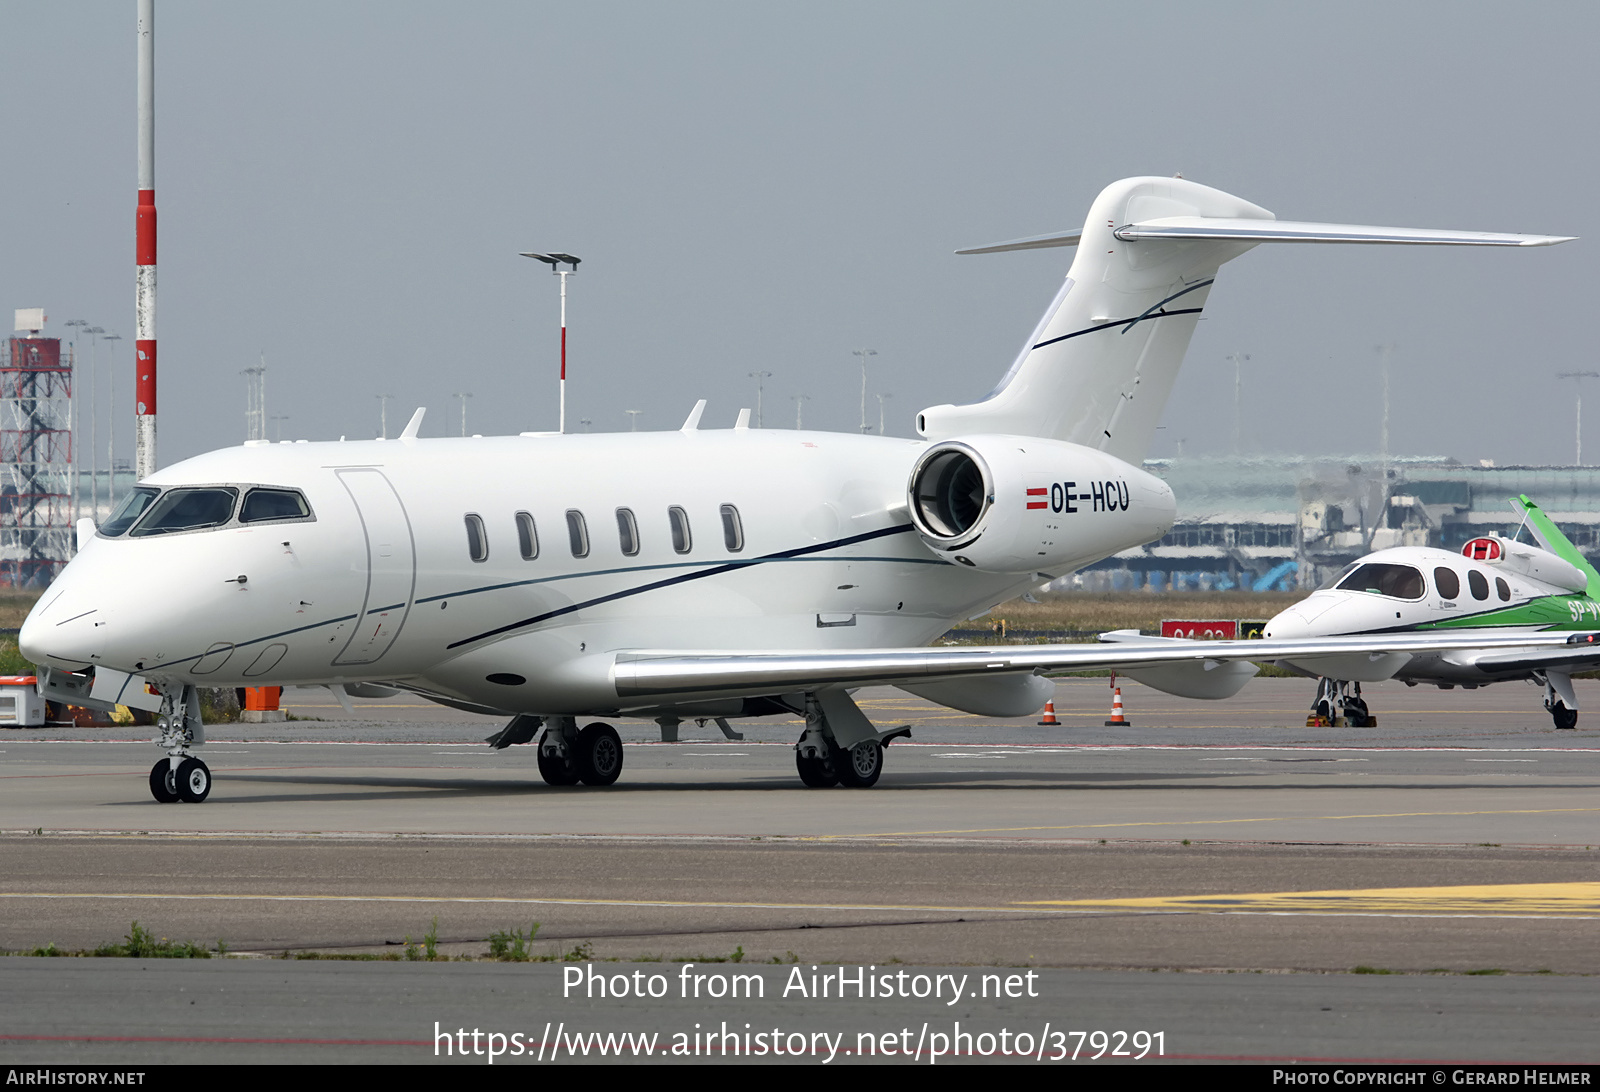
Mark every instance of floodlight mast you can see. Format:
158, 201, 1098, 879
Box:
521, 252, 581, 433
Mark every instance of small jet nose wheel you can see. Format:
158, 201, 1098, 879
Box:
176, 757, 212, 803
1550, 704, 1579, 730
149, 761, 179, 803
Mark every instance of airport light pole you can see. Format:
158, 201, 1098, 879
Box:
625, 409, 643, 432
269, 415, 289, 442
1558, 371, 1600, 464
748, 370, 772, 428
876, 391, 892, 437
135, 0, 157, 480
85, 326, 104, 516
63, 319, 86, 523
1228, 352, 1250, 455
453, 392, 473, 437
520, 252, 581, 433
853, 349, 877, 433
791, 394, 809, 430
102, 333, 121, 505
376, 393, 393, 439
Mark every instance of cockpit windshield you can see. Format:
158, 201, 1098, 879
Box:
99, 488, 160, 537
1334, 562, 1425, 600
129, 487, 240, 537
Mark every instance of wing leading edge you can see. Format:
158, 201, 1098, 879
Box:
611, 630, 1596, 699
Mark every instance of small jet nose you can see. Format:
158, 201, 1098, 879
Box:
19, 580, 100, 671
1263, 595, 1337, 639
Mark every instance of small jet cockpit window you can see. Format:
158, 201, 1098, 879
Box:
720, 504, 745, 553
129, 487, 239, 537
99, 487, 160, 537
1468, 570, 1490, 600
1319, 563, 1359, 591
1433, 567, 1461, 601
1334, 563, 1425, 600
240, 488, 311, 523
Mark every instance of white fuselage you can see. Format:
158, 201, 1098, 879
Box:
21, 427, 1172, 716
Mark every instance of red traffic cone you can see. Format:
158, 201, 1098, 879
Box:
1037, 700, 1059, 726
1104, 686, 1130, 726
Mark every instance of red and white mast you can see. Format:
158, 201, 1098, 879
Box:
134, 0, 157, 479
520, 252, 581, 433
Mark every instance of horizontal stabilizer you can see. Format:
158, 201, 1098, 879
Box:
956, 229, 1082, 255
1114, 217, 1575, 247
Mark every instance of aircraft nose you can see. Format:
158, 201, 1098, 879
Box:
19, 580, 103, 670
1263, 595, 1337, 639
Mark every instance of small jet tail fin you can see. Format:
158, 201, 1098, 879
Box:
920, 177, 1572, 462
1516, 495, 1600, 597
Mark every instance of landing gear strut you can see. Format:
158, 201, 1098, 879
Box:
1308, 678, 1375, 728
536, 718, 625, 786
149, 685, 209, 803
1539, 671, 1579, 730
793, 691, 906, 788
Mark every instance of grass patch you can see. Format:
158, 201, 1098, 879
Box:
88, 921, 225, 959
1352, 965, 1395, 975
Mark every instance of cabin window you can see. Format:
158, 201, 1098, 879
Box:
240, 488, 311, 523
566, 510, 590, 558
130, 487, 239, 537
669, 506, 692, 554
1496, 577, 1511, 601
720, 504, 745, 553
464, 514, 488, 562
515, 511, 539, 560
1468, 570, 1489, 600
1334, 563, 1424, 600
1433, 567, 1461, 600
100, 487, 160, 537
616, 508, 640, 557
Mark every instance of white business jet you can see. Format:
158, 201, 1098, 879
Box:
19, 176, 1578, 802
1264, 496, 1600, 729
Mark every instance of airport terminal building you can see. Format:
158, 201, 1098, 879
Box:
1075, 455, 1600, 593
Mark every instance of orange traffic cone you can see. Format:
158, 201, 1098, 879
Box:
1104, 686, 1130, 726
1037, 700, 1059, 726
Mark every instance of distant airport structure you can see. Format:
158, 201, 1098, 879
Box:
3, 310, 73, 587
1074, 455, 1600, 594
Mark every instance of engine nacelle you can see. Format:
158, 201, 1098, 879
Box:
906, 434, 1175, 574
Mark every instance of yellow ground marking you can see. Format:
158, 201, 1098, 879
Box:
813, 806, 1600, 839
1020, 882, 1600, 917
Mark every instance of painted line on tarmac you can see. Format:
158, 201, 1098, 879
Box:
1019, 881, 1600, 917
0, 891, 1086, 916
815, 805, 1600, 839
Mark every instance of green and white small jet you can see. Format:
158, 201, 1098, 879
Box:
1264, 496, 1600, 729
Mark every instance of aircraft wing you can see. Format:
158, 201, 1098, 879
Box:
1445, 642, 1600, 676
611, 630, 1597, 698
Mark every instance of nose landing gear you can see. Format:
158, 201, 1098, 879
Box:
1308, 678, 1376, 728
148, 685, 210, 803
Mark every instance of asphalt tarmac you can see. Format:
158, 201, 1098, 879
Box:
2, 677, 1598, 1065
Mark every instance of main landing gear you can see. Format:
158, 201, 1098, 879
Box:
1538, 670, 1580, 730
148, 685, 211, 803
1308, 677, 1375, 728
536, 718, 624, 787
793, 691, 909, 789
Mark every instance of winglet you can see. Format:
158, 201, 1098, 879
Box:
681, 399, 707, 432
734, 408, 751, 430
1516, 495, 1600, 597
400, 408, 425, 441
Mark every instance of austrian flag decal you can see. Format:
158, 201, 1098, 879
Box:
1026, 488, 1048, 510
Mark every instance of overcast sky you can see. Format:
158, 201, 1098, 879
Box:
2, 1, 1594, 469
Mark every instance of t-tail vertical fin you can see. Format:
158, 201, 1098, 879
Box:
920, 177, 1573, 463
